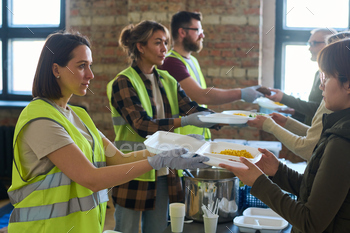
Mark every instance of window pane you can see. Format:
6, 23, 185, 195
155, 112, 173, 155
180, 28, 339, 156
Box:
11, 0, 60, 26
0, 41, 2, 93
286, 0, 349, 29
283, 44, 319, 101
10, 40, 45, 94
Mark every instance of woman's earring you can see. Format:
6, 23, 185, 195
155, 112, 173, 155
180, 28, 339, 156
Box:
56, 75, 60, 79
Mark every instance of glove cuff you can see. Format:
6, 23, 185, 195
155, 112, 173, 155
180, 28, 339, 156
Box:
147, 156, 162, 170
181, 117, 188, 127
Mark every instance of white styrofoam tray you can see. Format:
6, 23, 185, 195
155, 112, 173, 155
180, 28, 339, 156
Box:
222, 110, 270, 118
143, 131, 205, 154
198, 113, 249, 124
243, 208, 283, 219
144, 132, 262, 168
234, 216, 288, 233
213, 138, 247, 145
255, 97, 288, 110
196, 142, 261, 167
246, 141, 282, 157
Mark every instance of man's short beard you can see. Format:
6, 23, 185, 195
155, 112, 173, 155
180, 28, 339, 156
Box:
183, 35, 203, 53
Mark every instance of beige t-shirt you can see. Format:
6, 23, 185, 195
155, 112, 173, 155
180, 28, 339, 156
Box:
144, 73, 168, 176
18, 99, 105, 180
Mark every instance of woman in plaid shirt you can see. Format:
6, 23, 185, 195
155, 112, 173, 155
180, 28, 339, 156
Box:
107, 21, 216, 233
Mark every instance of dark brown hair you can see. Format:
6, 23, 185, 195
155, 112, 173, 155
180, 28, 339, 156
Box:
32, 31, 90, 99
119, 20, 169, 62
171, 11, 202, 40
318, 38, 350, 84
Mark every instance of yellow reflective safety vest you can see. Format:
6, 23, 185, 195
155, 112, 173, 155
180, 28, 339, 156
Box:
8, 99, 107, 233
107, 67, 182, 181
166, 50, 211, 139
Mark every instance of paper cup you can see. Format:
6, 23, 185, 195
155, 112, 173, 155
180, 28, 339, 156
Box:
170, 203, 185, 232
203, 214, 219, 233
169, 203, 185, 217
170, 216, 184, 232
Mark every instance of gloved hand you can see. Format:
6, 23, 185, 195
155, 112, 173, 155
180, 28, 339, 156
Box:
147, 148, 210, 170
181, 111, 216, 128
241, 85, 264, 103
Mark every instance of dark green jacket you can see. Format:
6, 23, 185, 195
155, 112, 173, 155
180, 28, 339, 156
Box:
252, 108, 350, 233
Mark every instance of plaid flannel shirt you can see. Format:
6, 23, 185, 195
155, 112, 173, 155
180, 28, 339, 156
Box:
111, 64, 209, 211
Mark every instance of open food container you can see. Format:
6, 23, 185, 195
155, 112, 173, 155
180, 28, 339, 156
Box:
198, 113, 250, 124
254, 97, 288, 111
143, 131, 205, 154
246, 141, 282, 157
234, 207, 288, 233
196, 141, 262, 168
144, 131, 262, 168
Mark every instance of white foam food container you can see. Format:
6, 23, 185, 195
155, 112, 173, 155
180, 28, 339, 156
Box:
196, 141, 262, 168
243, 208, 283, 219
222, 110, 270, 118
143, 131, 205, 154
198, 113, 249, 124
213, 138, 247, 145
234, 216, 288, 233
144, 132, 263, 167
246, 141, 282, 157
255, 97, 288, 110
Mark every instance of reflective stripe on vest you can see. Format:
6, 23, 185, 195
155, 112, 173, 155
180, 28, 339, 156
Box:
9, 172, 71, 205
10, 191, 100, 223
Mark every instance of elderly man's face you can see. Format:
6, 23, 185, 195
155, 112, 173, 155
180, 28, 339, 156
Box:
308, 32, 327, 61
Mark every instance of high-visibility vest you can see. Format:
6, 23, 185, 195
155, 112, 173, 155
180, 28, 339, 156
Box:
166, 50, 211, 139
106, 67, 182, 181
8, 99, 107, 233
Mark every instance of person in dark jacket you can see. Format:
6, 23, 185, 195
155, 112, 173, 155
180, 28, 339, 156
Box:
220, 38, 350, 233
268, 28, 336, 126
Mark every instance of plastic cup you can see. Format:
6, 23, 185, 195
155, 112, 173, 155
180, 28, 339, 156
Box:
203, 214, 219, 233
169, 203, 185, 232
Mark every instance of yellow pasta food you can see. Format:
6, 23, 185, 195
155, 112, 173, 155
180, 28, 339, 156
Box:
274, 102, 284, 106
213, 149, 254, 158
233, 113, 247, 116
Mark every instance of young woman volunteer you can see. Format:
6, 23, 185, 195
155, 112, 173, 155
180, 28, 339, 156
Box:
107, 20, 215, 233
7, 31, 209, 233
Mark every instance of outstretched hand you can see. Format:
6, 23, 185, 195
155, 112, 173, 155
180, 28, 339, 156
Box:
266, 88, 283, 102
247, 115, 268, 130
219, 148, 279, 186
219, 157, 263, 186
255, 148, 279, 177
270, 112, 288, 127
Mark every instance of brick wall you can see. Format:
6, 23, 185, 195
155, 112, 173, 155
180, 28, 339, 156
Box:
0, 0, 303, 162
68, 0, 262, 141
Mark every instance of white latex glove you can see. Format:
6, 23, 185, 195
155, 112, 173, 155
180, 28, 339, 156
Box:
241, 86, 264, 103
181, 111, 215, 128
147, 148, 210, 170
